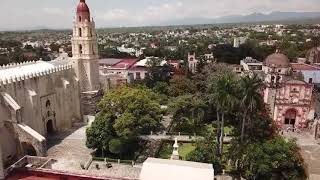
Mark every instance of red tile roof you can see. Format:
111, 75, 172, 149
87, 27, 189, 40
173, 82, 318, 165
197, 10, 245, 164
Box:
7, 169, 136, 180
291, 63, 320, 71
109, 59, 139, 70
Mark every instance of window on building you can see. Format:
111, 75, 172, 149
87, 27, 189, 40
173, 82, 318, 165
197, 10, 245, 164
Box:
46, 100, 51, 108
79, 28, 82, 37
79, 44, 83, 54
278, 69, 281, 73
90, 28, 93, 37
136, 72, 141, 79
79, 16, 82, 22
309, 78, 313, 84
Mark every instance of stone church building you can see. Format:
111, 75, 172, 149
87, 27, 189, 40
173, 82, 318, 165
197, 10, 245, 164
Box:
0, 0, 100, 178
263, 53, 315, 129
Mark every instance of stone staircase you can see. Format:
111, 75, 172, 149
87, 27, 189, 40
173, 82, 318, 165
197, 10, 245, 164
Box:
11, 122, 46, 156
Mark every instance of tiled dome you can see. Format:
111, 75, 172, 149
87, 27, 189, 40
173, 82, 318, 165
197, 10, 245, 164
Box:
264, 53, 290, 68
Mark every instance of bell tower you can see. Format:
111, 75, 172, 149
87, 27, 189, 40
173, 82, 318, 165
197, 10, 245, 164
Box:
72, 0, 100, 92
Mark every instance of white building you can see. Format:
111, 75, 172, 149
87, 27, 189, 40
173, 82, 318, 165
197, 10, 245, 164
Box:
240, 57, 263, 71
233, 37, 247, 48
140, 158, 214, 180
291, 63, 320, 85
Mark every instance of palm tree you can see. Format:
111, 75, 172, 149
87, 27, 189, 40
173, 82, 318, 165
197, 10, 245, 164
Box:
239, 74, 264, 143
208, 73, 238, 156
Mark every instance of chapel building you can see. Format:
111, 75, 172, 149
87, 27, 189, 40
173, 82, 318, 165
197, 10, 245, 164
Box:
263, 52, 314, 129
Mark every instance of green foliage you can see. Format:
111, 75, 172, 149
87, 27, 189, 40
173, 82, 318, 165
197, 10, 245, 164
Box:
109, 138, 125, 155
86, 86, 163, 155
145, 58, 174, 87
239, 138, 307, 180
186, 132, 223, 172
99, 47, 135, 59
238, 74, 265, 142
169, 95, 207, 133
152, 81, 169, 95
168, 76, 196, 97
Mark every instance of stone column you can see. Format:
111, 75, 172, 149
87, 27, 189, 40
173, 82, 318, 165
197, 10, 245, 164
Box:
0, 146, 4, 180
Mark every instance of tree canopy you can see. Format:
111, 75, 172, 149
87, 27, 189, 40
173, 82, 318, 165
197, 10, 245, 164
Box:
86, 86, 163, 156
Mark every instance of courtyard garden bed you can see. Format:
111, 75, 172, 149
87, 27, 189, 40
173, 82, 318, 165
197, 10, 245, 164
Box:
156, 141, 196, 160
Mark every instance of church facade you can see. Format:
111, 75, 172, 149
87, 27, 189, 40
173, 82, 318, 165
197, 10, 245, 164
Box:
0, 0, 100, 178
262, 53, 315, 129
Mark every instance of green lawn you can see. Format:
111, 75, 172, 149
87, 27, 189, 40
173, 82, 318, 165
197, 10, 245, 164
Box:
204, 124, 233, 136
156, 142, 196, 160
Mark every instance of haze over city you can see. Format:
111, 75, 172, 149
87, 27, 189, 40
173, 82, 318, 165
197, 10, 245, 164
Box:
1, 0, 320, 180
1, 0, 320, 30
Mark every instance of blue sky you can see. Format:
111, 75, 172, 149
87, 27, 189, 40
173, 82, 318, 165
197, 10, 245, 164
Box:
1, 0, 319, 29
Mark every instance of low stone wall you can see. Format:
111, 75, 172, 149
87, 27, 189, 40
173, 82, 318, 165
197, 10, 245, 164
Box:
14, 123, 46, 156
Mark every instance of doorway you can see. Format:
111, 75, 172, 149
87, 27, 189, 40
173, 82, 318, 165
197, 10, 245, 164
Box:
21, 142, 37, 156
46, 120, 54, 135
284, 109, 297, 127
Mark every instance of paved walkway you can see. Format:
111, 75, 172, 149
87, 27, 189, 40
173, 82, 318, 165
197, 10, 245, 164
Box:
284, 131, 320, 180
46, 122, 141, 179
140, 134, 232, 143
47, 123, 92, 172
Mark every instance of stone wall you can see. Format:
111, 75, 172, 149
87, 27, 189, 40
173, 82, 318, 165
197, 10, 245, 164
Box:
0, 68, 82, 136
81, 90, 103, 115
0, 67, 82, 168
0, 147, 4, 180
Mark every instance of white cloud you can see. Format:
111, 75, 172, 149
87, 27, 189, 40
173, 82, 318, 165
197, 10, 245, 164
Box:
1, 0, 320, 29
42, 8, 65, 16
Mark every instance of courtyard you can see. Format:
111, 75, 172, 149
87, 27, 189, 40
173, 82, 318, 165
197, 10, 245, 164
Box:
46, 121, 141, 179
284, 131, 320, 180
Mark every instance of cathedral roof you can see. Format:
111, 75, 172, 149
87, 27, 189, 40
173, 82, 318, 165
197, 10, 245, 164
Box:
0, 59, 71, 84
77, 0, 90, 13
264, 53, 290, 68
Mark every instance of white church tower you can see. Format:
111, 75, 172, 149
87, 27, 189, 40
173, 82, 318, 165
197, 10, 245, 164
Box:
72, 0, 100, 92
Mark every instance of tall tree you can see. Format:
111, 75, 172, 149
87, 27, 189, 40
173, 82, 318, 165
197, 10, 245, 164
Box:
208, 72, 238, 156
239, 75, 264, 143
86, 86, 163, 155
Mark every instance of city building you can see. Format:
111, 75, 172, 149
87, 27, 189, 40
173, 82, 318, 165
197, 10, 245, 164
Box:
262, 53, 315, 129
291, 63, 320, 86
188, 52, 198, 73
240, 57, 263, 72
233, 37, 247, 48
0, 0, 101, 178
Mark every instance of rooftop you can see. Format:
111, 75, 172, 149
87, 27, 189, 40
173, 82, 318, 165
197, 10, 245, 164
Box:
99, 59, 123, 66
0, 59, 70, 83
140, 158, 214, 180
242, 57, 262, 64
109, 59, 138, 70
134, 57, 166, 67
291, 63, 320, 71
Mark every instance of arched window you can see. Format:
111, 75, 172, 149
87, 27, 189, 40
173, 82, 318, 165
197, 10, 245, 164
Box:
90, 28, 93, 37
79, 16, 82, 22
79, 28, 82, 37
79, 44, 83, 54
92, 45, 95, 55
46, 100, 51, 108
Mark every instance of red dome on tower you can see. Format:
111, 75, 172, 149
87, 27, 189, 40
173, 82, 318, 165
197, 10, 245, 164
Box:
76, 0, 90, 22
77, 0, 90, 13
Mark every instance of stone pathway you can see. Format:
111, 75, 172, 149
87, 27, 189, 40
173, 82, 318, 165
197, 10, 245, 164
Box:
47, 123, 92, 172
284, 131, 320, 180
46, 122, 141, 179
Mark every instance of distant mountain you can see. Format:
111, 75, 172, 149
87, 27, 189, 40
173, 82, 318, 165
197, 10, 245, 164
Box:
160, 11, 320, 26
